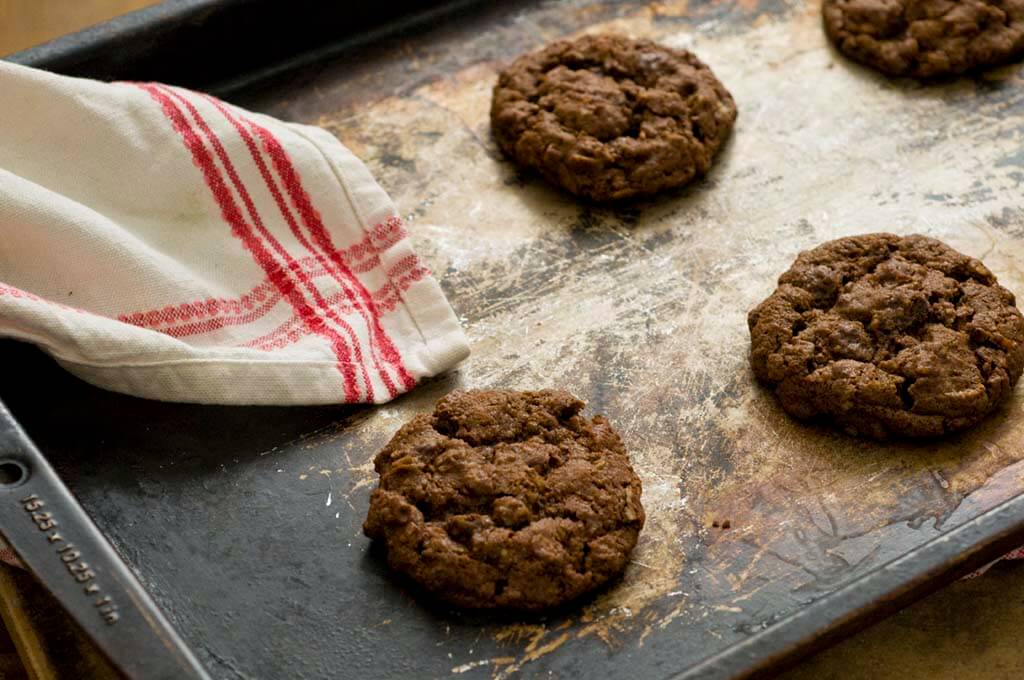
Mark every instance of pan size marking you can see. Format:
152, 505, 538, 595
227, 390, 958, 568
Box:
20, 494, 120, 625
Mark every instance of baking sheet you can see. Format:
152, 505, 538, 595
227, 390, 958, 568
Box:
5, 0, 1024, 678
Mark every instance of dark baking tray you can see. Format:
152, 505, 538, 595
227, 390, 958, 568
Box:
7, 1, 1024, 678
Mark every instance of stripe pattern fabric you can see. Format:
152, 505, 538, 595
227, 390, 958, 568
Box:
0, 62, 469, 405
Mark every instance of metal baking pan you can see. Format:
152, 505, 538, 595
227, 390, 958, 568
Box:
7, 0, 1024, 678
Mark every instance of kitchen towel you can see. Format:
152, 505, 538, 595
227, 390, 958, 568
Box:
0, 60, 469, 407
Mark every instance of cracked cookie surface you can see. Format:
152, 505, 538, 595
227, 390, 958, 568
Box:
490, 34, 736, 202
748, 234, 1024, 439
824, 0, 1024, 77
363, 389, 645, 610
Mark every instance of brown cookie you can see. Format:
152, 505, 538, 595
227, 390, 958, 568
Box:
490, 34, 737, 202
823, 0, 1024, 78
363, 389, 645, 610
748, 234, 1024, 439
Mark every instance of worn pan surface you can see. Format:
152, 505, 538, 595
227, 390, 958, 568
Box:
5, 0, 1024, 678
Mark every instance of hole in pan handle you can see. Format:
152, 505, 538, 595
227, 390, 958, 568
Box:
0, 399, 210, 680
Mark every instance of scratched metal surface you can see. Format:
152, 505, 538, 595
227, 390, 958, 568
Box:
5, 0, 1024, 678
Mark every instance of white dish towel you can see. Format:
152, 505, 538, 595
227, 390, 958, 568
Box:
0, 60, 469, 406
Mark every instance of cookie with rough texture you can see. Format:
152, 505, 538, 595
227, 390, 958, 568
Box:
363, 389, 645, 610
490, 34, 737, 202
748, 234, 1024, 439
824, 0, 1024, 78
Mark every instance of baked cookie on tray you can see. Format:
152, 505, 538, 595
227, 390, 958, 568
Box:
823, 0, 1024, 78
749, 233, 1024, 439
490, 34, 736, 202
363, 389, 645, 611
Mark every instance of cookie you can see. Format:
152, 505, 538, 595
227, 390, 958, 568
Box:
490, 34, 737, 202
748, 234, 1024, 439
823, 0, 1024, 78
363, 389, 645, 610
